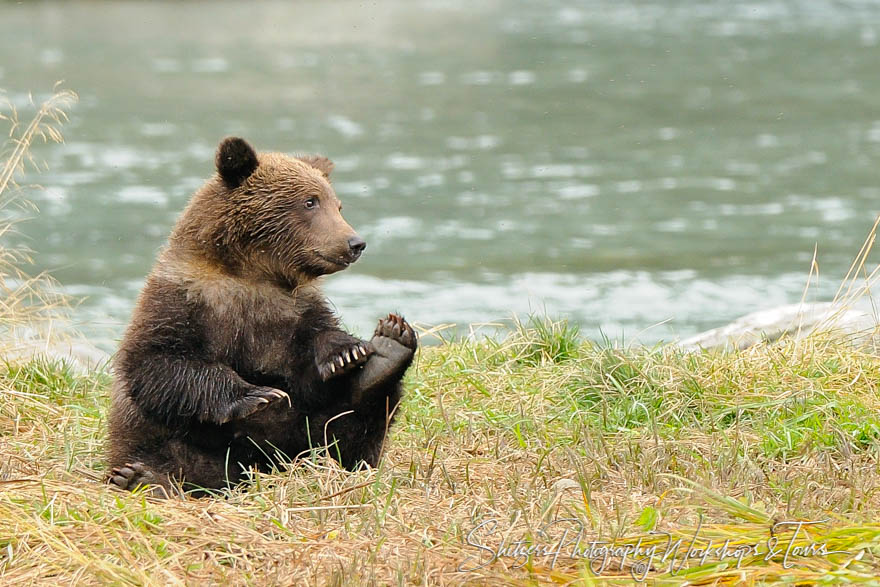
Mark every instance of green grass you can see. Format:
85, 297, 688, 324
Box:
1, 321, 879, 584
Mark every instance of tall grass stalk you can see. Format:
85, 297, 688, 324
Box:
0, 87, 77, 349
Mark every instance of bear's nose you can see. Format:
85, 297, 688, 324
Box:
348, 236, 367, 256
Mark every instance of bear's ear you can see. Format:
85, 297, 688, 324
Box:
297, 155, 334, 178
216, 137, 259, 188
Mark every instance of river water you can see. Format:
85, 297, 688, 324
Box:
2, 1, 880, 348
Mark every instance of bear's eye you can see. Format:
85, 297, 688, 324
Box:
304, 197, 318, 210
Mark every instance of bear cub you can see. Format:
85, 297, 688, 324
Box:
107, 137, 416, 494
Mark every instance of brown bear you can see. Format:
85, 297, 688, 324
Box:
107, 137, 417, 495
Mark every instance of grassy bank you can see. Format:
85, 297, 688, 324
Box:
2, 89, 878, 584
1, 321, 879, 585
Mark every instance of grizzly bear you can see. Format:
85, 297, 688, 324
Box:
107, 137, 417, 495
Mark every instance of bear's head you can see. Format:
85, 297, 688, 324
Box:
175, 137, 366, 286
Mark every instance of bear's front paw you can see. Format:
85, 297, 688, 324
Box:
374, 314, 418, 351
224, 386, 290, 422
317, 341, 373, 381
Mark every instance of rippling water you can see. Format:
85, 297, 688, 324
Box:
2, 1, 880, 348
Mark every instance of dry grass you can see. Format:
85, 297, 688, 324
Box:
1, 327, 879, 585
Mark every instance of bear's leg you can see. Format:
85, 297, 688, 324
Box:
295, 315, 415, 470
119, 354, 290, 427
165, 439, 252, 493
108, 441, 249, 496
314, 392, 402, 470
314, 314, 416, 468
350, 314, 417, 403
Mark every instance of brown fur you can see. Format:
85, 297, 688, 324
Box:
107, 137, 416, 495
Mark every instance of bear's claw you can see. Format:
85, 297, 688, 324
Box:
318, 342, 373, 381
224, 386, 290, 422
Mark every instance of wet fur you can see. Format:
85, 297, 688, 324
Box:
107, 138, 416, 494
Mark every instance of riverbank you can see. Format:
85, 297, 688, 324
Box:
1, 319, 878, 584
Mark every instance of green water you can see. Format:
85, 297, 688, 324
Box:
2, 1, 880, 347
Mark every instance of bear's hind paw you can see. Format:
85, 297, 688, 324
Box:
374, 314, 418, 350
108, 461, 156, 491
